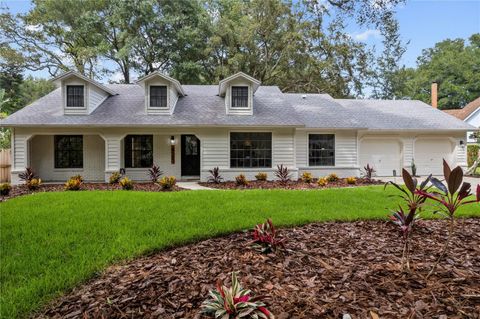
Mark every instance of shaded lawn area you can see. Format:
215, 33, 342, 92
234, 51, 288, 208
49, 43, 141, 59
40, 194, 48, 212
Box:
1, 187, 479, 318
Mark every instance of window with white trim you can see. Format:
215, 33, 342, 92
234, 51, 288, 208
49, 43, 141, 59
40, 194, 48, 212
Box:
66, 85, 84, 107
231, 86, 248, 108
230, 132, 272, 168
309, 134, 335, 166
150, 86, 168, 108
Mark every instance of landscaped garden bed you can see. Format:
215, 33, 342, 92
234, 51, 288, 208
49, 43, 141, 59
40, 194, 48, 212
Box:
40, 219, 480, 318
200, 177, 383, 189
0, 182, 183, 201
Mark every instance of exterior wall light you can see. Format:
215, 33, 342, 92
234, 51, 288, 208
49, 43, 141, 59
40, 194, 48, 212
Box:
170, 136, 176, 164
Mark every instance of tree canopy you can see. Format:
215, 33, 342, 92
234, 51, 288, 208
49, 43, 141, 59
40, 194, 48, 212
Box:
391, 33, 480, 109
1, 0, 406, 98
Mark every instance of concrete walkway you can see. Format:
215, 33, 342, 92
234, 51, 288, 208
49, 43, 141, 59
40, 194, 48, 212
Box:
176, 181, 216, 190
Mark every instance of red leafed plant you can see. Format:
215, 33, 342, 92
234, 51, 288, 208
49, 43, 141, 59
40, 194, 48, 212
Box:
363, 163, 376, 182
201, 272, 274, 319
252, 219, 286, 253
416, 160, 480, 277
385, 169, 431, 271
274, 164, 291, 185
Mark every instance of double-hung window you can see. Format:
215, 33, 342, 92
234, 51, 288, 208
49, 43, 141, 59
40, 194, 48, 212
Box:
150, 86, 168, 108
66, 85, 84, 107
231, 86, 248, 108
54, 135, 83, 168
124, 135, 153, 168
230, 132, 272, 168
309, 134, 335, 166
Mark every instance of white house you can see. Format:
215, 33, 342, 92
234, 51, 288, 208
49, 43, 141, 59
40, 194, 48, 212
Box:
444, 97, 480, 145
0, 71, 474, 184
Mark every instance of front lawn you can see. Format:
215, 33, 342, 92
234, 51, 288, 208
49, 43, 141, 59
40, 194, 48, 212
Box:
1, 187, 479, 318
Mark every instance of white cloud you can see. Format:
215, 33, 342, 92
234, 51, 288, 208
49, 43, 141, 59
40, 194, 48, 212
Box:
25, 24, 42, 32
110, 71, 124, 83
352, 29, 381, 42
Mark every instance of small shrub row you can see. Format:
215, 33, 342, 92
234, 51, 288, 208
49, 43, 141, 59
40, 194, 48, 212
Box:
0, 182, 11, 196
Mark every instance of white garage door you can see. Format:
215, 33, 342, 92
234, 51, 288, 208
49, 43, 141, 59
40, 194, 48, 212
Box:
415, 138, 453, 176
360, 139, 401, 176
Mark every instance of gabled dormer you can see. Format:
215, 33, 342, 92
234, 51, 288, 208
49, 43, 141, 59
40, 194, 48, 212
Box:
136, 72, 186, 115
219, 72, 261, 115
52, 71, 117, 115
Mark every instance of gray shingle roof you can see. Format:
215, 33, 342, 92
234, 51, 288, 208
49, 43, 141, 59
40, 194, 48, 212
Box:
0, 84, 474, 131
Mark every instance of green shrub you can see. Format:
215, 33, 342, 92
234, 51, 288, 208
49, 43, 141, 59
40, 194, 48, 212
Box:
26, 178, 42, 190
109, 171, 122, 184
317, 177, 328, 187
255, 172, 267, 181
301, 172, 313, 183
64, 178, 82, 191
235, 174, 248, 186
70, 174, 83, 183
119, 177, 134, 190
0, 182, 12, 196
467, 144, 479, 167
159, 176, 176, 190
326, 173, 339, 182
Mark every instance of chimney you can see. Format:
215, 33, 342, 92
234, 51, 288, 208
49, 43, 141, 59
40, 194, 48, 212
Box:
431, 82, 438, 108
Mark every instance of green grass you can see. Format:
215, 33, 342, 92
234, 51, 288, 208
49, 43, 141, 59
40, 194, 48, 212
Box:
1, 187, 479, 318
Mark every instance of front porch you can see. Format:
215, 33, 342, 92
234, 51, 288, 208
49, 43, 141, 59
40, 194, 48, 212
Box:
10, 129, 202, 184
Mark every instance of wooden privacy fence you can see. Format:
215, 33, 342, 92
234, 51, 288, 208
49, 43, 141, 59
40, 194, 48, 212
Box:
0, 149, 11, 183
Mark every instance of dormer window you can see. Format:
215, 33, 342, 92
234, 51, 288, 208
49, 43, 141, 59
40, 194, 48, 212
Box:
232, 86, 248, 108
150, 85, 168, 108
66, 85, 84, 107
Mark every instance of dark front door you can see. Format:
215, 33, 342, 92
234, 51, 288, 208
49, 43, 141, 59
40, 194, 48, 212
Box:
181, 135, 200, 176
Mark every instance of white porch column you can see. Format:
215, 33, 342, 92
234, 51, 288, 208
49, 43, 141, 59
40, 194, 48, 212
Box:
102, 135, 123, 182
11, 130, 33, 185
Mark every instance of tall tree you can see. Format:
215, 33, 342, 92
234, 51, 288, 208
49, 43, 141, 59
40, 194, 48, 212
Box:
391, 34, 480, 109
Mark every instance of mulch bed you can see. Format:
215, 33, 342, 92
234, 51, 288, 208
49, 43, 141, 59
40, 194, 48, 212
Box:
40, 219, 480, 318
0, 183, 183, 202
199, 178, 383, 190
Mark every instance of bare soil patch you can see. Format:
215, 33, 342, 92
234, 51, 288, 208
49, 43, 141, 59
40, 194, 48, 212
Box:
1, 182, 183, 201
199, 178, 383, 190
40, 219, 480, 318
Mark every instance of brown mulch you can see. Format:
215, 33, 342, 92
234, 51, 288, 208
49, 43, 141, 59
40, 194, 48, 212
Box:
199, 178, 383, 190
0, 183, 183, 202
40, 219, 480, 319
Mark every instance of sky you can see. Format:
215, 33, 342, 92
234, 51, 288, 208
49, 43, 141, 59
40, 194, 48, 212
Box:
1, 0, 480, 79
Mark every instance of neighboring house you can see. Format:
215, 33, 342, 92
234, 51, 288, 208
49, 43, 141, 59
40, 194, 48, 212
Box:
0, 71, 474, 184
444, 97, 480, 144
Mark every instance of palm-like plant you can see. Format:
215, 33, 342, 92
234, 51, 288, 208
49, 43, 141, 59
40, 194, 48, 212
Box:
147, 164, 163, 182
18, 167, 37, 183
201, 272, 274, 319
208, 167, 223, 184
274, 164, 291, 184
385, 169, 431, 271
416, 160, 480, 277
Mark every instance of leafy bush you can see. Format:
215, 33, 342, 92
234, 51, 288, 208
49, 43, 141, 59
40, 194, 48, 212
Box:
317, 177, 328, 187
109, 171, 122, 184
252, 219, 286, 253
159, 176, 176, 190
346, 176, 356, 185
385, 168, 431, 271
207, 167, 223, 184
70, 174, 83, 182
0, 183, 12, 196
119, 177, 134, 190
18, 167, 37, 183
301, 172, 313, 183
416, 160, 480, 277
467, 144, 479, 167
274, 164, 291, 184
26, 178, 42, 190
255, 172, 267, 181
148, 164, 163, 183
64, 177, 82, 191
326, 173, 339, 182
411, 159, 417, 177
201, 272, 274, 319
362, 164, 376, 181
235, 174, 248, 186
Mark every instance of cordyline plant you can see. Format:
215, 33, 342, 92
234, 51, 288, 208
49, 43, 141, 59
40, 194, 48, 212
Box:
18, 167, 37, 182
363, 164, 376, 182
416, 160, 480, 278
148, 164, 163, 183
208, 167, 223, 184
274, 164, 291, 184
385, 169, 432, 271
201, 272, 274, 319
252, 219, 286, 253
